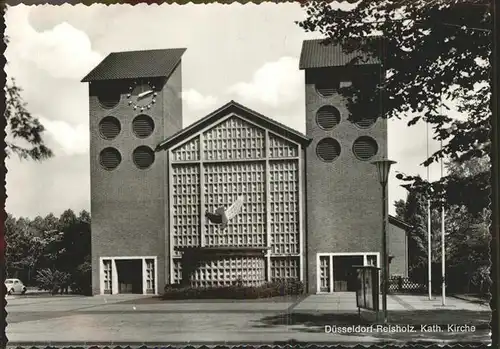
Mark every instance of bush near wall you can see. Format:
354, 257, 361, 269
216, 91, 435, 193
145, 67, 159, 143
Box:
163, 279, 304, 300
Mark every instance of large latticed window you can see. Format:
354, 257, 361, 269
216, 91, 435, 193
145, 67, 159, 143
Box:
172, 164, 200, 257
271, 257, 299, 281
204, 162, 266, 247
173, 137, 200, 162
203, 117, 265, 160
269, 160, 299, 255
269, 133, 298, 158
169, 115, 303, 286
191, 256, 266, 288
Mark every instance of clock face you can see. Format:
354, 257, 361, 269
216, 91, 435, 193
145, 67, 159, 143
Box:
127, 79, 158, 111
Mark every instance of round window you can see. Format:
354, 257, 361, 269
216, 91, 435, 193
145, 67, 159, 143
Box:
316, 106, 341, 130
99, 116, 121, 140
354, 116, 377, 129
344, 38, 361, 51
133, 146, 155, 169
316, 138, 341, 162
132, 115, 155, 139
353, 136, 379, 161
315, 81, 340, 97
97, 84, 121, 109
99, 147, 122, 170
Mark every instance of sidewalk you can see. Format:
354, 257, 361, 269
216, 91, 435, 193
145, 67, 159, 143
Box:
291, 293, 490, 313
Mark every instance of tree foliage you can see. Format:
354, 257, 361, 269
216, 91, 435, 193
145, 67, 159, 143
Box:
5, 210, 91, 294
297, 0, 492, 213
395, 157, 491, 294
4, 36, 53, 161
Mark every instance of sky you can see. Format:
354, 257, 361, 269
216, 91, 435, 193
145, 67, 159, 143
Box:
4, 3, 449, 219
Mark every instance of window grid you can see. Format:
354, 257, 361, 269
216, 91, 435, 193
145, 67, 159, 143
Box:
145, 259, 155, 293
203, 117, 265, 161
103, 260, 112, 294
172, 164, 200, 256
367, 255, 377, 266
270, 257, 299, 281
172, 136, 200, 162
269, 160, 299, 255
203, 162, 266, 247
173, 258, 183, 284
319, 256, 331, 292
191, 256, 266, 288
268, 133, 299, 158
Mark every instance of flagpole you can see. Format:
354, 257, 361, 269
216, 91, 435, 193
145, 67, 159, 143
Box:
440, 92, 446, 306
441, 138, 446, 306
427, 120, 432, 300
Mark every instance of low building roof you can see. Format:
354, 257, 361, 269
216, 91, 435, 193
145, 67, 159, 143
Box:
389, 215, 413, 231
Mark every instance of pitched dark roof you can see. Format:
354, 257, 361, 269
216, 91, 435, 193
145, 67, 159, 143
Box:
81, 48, 186, 82
156, 100, 312, 151
389, 215, 413, 231
299, 39, 379, 70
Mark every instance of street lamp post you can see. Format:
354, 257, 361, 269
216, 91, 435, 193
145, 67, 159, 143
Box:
372, 159, 397, 324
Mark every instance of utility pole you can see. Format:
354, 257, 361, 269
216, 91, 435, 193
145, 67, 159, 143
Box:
490, 0, 499, 345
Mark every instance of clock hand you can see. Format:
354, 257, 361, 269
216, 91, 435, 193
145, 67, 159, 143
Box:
138, 90, 153, 99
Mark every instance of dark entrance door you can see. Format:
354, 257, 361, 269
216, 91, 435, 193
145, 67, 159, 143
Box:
115, 259, 143, 294
333, 255, 364, 291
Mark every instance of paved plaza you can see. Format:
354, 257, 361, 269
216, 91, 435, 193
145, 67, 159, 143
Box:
5, 292, 491, 346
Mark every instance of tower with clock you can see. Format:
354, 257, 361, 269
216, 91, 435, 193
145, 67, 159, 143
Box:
81, 48, 186, 295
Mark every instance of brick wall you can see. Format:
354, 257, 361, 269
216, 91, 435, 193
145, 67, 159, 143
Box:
89, 63, 183, 295
304, 66, 388, 294
388, 222, 409, 277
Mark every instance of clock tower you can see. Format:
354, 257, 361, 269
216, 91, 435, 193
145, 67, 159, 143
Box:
81, 48, 186, 295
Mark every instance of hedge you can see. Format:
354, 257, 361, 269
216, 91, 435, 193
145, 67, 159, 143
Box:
163, 279, 304, 300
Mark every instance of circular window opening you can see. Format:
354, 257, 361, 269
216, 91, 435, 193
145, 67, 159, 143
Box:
316, 138, 341, 162
316, 106, 341, 130
133, 146, 155, 169
99, 147, 122, 171
99, 116, 121, 140
132, 115, 155, 138
344, 38, 361, 51
353, 136, 379, 161
315, 80, 340, 97
97, 86, 121, 109
354, 116, 377, 129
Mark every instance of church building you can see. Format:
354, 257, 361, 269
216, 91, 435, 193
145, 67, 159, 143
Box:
81, 40, 411, 296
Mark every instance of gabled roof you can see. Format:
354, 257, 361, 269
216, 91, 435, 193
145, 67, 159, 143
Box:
81, 48, 186, 82
299, 39, 379, 70
389, 215, 413, 231
156, 100, 312, 151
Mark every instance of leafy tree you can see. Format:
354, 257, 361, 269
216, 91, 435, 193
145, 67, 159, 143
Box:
394, 157, 491, 294
4, 36, 53, 161
297, 0, 492, 213
3, 34, 54, 347
4, 210, 91, 294
5, 79, 54, 161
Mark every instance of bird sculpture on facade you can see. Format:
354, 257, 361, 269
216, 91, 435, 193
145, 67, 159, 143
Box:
205, 196, 244, 230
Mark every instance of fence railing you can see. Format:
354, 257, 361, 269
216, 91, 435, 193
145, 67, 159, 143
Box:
388, 276, 426, 294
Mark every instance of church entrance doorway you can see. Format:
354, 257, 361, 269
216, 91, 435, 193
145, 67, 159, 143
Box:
317, 252, 380, 294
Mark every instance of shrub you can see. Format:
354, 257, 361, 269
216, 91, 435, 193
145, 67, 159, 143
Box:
35, 268, 71, 295
163, 278, 304, 300
70, 261, 92, 296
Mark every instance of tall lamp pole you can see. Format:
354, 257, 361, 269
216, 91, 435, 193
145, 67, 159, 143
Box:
372, 159, 397, 324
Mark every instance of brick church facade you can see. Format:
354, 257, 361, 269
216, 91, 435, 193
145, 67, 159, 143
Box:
81, 40, 411, 296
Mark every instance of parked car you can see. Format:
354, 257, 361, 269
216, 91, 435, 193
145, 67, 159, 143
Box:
5, 278, 27, 295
